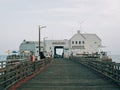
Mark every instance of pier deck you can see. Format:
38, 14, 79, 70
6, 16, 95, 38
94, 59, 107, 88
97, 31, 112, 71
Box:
16, 59, 119, 90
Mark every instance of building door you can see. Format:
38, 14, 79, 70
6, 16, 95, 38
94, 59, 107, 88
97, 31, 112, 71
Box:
54, 46, 64, 58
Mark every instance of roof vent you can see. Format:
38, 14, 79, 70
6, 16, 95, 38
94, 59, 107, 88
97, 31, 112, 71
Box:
23, 39, 26, 42
77, 30, 80, 34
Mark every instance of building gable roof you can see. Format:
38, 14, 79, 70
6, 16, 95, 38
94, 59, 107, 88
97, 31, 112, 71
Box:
69, 31, 101, 41
70, 33, 86, 40
83, 34, 101, 41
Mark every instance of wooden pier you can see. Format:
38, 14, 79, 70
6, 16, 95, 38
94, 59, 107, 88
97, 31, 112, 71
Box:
0, 57, 120, 90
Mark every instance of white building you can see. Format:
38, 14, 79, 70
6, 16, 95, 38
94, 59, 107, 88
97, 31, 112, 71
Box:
45, 39, 70, 58
70, 31, 101, 56
19, 31, 102, 58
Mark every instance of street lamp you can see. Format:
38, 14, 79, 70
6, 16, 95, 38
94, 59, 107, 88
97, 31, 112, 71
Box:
38, 25, 46, 58
43, 37, 48, 52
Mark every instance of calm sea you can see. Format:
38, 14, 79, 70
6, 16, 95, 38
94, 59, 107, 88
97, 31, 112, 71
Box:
111, 55, 120, 63
0, 55, 7, 61
0, 55, 120, 63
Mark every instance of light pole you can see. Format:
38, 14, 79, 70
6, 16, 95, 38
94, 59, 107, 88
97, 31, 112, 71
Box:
38, 25, 46, 58
43, 37, 48, 52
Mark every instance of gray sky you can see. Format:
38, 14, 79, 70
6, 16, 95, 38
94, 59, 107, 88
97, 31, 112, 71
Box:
0, 0, 120, 55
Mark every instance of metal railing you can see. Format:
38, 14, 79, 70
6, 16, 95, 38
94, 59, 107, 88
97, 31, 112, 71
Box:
0, 61, 6, 69
0, 58, 51, 90
70, 57, 120, 86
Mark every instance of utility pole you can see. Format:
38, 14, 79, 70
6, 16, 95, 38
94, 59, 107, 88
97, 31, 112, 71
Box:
39, 26, 41, 56
43, 37, 48, 52
38, 25, 46, 58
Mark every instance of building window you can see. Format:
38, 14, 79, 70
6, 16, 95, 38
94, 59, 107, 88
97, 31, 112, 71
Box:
82, 41, 85, 44
79, 41, 81, 44
72, 41, 74, 44
72, 46, 85, 49
36, 46, 39, 48
76, 41, 77, 44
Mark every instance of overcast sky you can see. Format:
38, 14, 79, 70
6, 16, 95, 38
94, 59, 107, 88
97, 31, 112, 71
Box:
0, 0, 120, 55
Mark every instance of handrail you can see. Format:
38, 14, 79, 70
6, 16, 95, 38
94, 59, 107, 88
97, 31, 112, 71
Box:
0, 58, 51, 90
70, 57, 120, 86
0, 61, 6, 69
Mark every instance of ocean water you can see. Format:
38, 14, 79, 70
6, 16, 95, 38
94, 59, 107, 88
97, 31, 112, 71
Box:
111, 55, 120, 63
0, 55, 7, 61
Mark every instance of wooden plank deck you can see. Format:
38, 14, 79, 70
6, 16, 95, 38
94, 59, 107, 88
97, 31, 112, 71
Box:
16, 59, 120, 90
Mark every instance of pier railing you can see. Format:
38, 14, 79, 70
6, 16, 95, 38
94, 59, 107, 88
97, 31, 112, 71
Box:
0, 61, 6, 69
0, 58, 51, 90
71, 57, 120, 86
